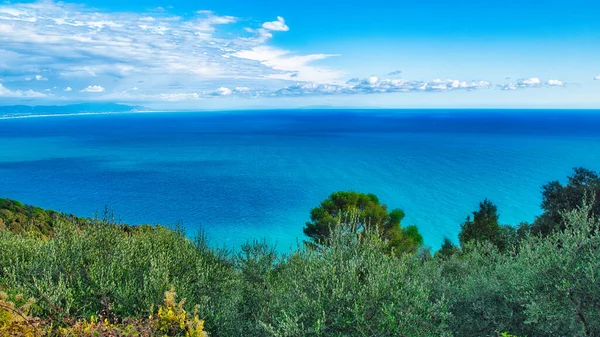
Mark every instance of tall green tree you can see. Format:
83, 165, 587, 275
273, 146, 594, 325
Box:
435, 236, 459, 259
459, 199, 505, 249
303, 191, 422, 255
532, 167, 600, 236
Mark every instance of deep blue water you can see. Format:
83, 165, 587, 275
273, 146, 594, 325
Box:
1, 109, 600, 251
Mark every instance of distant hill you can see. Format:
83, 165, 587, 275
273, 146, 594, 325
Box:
0, 103, 150, 116
0, 198, 88, 236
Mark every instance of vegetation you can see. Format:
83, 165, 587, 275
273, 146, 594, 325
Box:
457, 198, 522, 251
0, 287, 208, 336
0, 198, 87, 237
303, 191, 423, 255
458, 199, 503, 248
532, 167, 600, 236
0, 167, 599, 336
435, 236, 459, 260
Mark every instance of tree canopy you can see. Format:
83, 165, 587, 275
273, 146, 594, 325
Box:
435, 236, 459, 259
532, 167, 600, 236
458, 199, 505, 249
303, 191, 422, 255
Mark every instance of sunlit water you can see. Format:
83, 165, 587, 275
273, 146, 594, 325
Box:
2, 109, 600, 251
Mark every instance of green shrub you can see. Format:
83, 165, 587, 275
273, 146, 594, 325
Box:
261, 227, 450, 336
510, 202, 600, 336
0, 221, 242, 336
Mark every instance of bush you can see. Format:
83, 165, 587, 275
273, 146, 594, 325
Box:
432, 241, 531, 336
0, 221, 242, 336
261, 227, 450, 336
510, 202, 600, 336
0, 287, 209, 337
0, 291, 46, 337
533, 167, 600, 236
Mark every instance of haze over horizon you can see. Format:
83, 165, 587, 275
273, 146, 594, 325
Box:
1, 0, 599, 109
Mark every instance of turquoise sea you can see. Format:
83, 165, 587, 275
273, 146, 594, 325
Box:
1, 109, 600, 251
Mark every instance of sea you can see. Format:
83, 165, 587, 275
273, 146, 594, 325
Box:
1, 109, 599, 251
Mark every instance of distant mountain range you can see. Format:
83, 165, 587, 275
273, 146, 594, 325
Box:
0, 103, 150, 115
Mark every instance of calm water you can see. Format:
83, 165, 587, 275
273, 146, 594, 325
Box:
1, 109, 600, 251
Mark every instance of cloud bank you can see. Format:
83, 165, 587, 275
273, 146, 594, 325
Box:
132, 75, 568, 101
497, 77, 566, 90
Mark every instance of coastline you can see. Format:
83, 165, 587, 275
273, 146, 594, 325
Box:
0, 110, 162, 120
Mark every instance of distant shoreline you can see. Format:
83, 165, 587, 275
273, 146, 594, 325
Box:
0, 110, 161, 120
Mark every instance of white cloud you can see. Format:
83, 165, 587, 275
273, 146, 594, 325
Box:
201, 86, 259, 97
232, 46, 342, 83
594, 75, 600, 80
499, 83, 517, 91
261, 16, 288, 32
35, 74, 47, 81
521, 77, 541, 86
74, 73, 571, 102
0, 83, 47, 97
366, 76, 379, 85
546, 79, 564, 86
498, 77, 566, 90
159, 92, 200, 101
86, 72, 573, 103
80, 85, 105, 93
246, 16, 290, 44
105, 86, 265, 102
271, 77, 492, 96
204, 86, 232, 96
217, 87, 232, 95
64, 86, 72, 92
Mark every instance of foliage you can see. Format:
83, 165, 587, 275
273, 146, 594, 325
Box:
532, 167, 600, 236
0, 287, 209, 336
434, 236, 459, 259
458, 199, 506, 250
233, 240, 278, 336
0, 291, 46, 336
303, 192, 389, 243
261, 226, 450, 337
432, 241, 533, 336
303, 191, 423, 255
510, 202, 600, 336
0, 198, 85, 237
152, 287, 208, 337
0, 221, 242, 336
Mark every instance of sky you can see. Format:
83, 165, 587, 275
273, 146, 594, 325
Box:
1, 0, 600, 109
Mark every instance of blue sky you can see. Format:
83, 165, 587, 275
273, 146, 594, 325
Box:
1, 0, 599, 109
